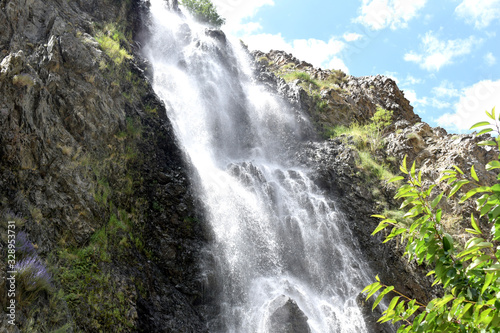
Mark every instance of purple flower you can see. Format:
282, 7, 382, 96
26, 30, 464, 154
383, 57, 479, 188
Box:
16, 232, 38, 259
14, 257, 53, 294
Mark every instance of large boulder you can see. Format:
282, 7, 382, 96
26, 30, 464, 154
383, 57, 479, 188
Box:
268, 295, 312, 333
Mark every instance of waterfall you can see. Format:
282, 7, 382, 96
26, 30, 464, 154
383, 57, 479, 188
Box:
145, 1, 376, 332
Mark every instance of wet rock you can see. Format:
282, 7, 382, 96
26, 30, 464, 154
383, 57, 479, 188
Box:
0, 0, 208, 331
205, 28, 227, 44
268, 295, 312, 333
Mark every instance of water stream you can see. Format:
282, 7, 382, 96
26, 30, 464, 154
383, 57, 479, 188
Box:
145, 1, 375, 331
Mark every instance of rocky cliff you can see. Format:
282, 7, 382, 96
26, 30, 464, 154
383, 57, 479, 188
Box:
0, 0, 208, 332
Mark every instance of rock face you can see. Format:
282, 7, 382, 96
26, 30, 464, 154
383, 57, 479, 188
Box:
253, 50, 421, 134
268, 295, 312, 333
0, 0, 208, 331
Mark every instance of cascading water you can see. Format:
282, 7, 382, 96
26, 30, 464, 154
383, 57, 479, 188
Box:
145, 1, 379, 332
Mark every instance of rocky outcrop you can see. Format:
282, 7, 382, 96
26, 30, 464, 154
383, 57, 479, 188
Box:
252, 50, 421, 134
0, 0, 208, 331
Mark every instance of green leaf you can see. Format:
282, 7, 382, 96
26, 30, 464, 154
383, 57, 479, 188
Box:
477, 128, 493, 135
457, 303, 473, 320
486, 160, 500, 171
386, 296, 400, 313
487, 109, 495, 120
471, 214, 481, 234
470, 121, 491, 130
460, 186, 492, 203
467, 254, 490, 271
371, 215, 386, 219
480, 308, 494, 325
449, 180, 470, 198
362, 281, 377, 294
436, 209, 442, 223
484, 264, 500, 272
453, 165, 465, 175
389, 176, 405, 183
373, 286, 394, 310
471, 165, 479, 182
372, 222, 390, 235
478, 140, 497, 146
411, 161, 416, 178
465, 237, 485, 249
481, 204, 494, 217
443, 233, 454, 252
401, 155, 408, 174
465, 228, 482, 235
431, 193, 443, 209
434, 294, 454, 308
490, 205, 500, 219
482, 272, 495, 294
366, 283, 383, 299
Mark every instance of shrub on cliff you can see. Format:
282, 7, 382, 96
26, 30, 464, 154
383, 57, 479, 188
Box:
180, 0, 225, 28
365, 108, 500, 332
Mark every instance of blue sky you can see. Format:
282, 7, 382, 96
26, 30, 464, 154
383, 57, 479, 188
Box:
209, 0, 500, 134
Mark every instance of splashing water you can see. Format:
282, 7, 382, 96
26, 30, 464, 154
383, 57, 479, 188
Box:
145, 1, 377, 332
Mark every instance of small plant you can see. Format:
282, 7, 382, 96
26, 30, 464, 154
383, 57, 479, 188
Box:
358, 151, 395, 181
180, 0, 225, 28
328, 107, 393, 153
258, 56, 269, 63
15, 257, 53, 307
16, 232, 38, 260
96, 24, 132, 66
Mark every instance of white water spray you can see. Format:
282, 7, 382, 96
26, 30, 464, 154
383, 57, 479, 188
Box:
145, 1, 376, 332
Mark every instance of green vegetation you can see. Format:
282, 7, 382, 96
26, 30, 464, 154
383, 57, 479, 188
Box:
278, 69, 348, 93
326, 107, 395, 181
258, 56, 269, 63
365, 108, 500, 332
328, 107, 393, 153
358, 151, 395, 181
95, 24, 133, 65
180, 0, 225, 28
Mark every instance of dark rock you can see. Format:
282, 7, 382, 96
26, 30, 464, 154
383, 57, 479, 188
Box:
268, 295, 312, 333
205, 28, 227, 44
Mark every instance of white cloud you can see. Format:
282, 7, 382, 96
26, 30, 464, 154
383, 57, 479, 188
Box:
343, 32, 363, 42
485, 52, 497, 66
404, 32, 483, 71
382, 71, 399, 84
242, 33, 348, 72
328, 57, 350, 74
382, 72, 424, 87
455, 0, 500, 29
212, 0, 274, 34
355, 0, 428, 30
404, 75, 424, 85
432, 81, 460, 98
436, 79, 500, 133
404, 89, 428, 107
430, 99, 451, 109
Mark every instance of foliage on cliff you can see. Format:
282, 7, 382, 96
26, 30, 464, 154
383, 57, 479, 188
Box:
365, 108, 500, 332
180, 0, 225, 28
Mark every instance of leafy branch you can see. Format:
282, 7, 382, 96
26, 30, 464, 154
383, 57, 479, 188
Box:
365, 107, 500, 332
